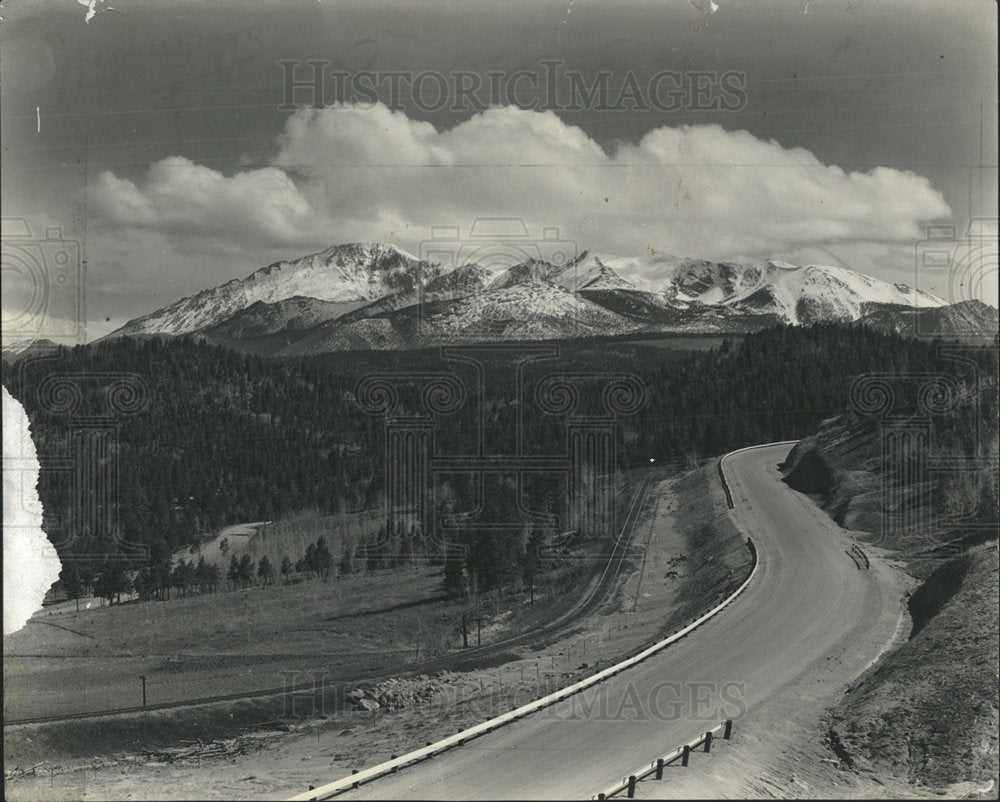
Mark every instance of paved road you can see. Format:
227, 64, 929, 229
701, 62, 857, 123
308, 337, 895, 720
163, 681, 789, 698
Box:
340, 443, 896, 800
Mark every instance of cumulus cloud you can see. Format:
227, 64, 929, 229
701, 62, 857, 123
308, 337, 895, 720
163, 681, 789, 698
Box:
89, 103, 952, 262
91, 157, 320, 247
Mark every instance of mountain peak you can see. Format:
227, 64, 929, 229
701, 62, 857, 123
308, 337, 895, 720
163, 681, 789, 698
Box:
312, 241, 421, 262
106, 242, 434, 338
104, 243, 971, 348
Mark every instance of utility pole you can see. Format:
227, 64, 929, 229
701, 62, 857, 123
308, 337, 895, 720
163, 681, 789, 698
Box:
461, 613, 469, 648
140, 675, 147, 707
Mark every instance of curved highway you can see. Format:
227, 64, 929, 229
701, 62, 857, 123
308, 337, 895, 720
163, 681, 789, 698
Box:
337, 442, 897, 800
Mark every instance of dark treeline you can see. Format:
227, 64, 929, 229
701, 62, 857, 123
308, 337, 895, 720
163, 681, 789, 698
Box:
4, 325, 995, 593
56, 537, 339, 607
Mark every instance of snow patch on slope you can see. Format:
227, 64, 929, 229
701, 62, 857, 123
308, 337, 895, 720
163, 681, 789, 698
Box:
723, 261, 947, 324
107, 243, 438, 337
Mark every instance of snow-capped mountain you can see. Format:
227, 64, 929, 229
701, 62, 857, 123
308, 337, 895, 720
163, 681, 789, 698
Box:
856, 299, 999, 340
716, 260, 946, 324
484, 251, 642, 293
277, 279, 637, 356
552, 252, 644, 292
332, 262, 496, 326
106, 243, 442, 338
101, 241, 986, 355
201, 296, 369, 340
659, 257, 947, 321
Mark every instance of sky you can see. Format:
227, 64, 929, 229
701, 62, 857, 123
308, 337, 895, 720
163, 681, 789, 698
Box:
1, 0, 997, 342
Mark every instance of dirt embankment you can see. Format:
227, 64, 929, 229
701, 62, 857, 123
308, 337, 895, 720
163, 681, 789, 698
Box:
661, 463, 754, 631
829, 543, 998, 794
781, 394, 999, 794
781, 417, 884, 538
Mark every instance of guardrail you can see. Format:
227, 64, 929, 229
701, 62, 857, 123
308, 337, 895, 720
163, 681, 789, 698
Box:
719, 440, 800, 510
718, 458, 735, 509
290, 544, 758, 800
591, 719, 732, 799
288, 441, 794, 801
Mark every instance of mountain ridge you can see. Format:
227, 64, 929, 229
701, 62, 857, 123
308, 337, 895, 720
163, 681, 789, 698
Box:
100, 241, 993, 354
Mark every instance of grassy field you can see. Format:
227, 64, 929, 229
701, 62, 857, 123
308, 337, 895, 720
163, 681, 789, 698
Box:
4, 542, 610, 726
8, 465, 656, 731
4, 565, 470, 722
170, 509, 388, 572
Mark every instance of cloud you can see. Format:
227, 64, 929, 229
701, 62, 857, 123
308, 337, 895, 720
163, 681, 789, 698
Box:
88, 103, 952, 263
91, 157, 319, 248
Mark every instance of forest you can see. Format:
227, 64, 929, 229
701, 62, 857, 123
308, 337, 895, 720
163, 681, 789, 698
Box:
4, 324, 995, 601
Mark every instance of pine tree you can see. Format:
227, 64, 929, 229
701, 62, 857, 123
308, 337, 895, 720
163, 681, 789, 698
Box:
238, 554, 254, 588
443, 547, 467, 596
313, 537, 333, 580
59, 564, 86, 610
94, 562, 128, 606
207, 562, 221, 592
257, 555, 274, 585
339, 542, 355, 576
303, 542, 317, 577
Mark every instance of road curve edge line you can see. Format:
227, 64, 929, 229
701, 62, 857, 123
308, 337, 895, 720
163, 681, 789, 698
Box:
287, 441, 797, 802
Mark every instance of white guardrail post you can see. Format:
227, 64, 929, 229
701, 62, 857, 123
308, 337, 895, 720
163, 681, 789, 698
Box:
592, 720, 731, 799
288, 441, 797, 802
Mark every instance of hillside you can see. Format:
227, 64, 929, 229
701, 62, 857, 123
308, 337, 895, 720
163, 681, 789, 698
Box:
780, 345, 999, 792
827, 544, 998, 793
857, 298, 999, 341
6, 324, 973, 574
782, 347, 998, 553
277, 279, 638, 355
